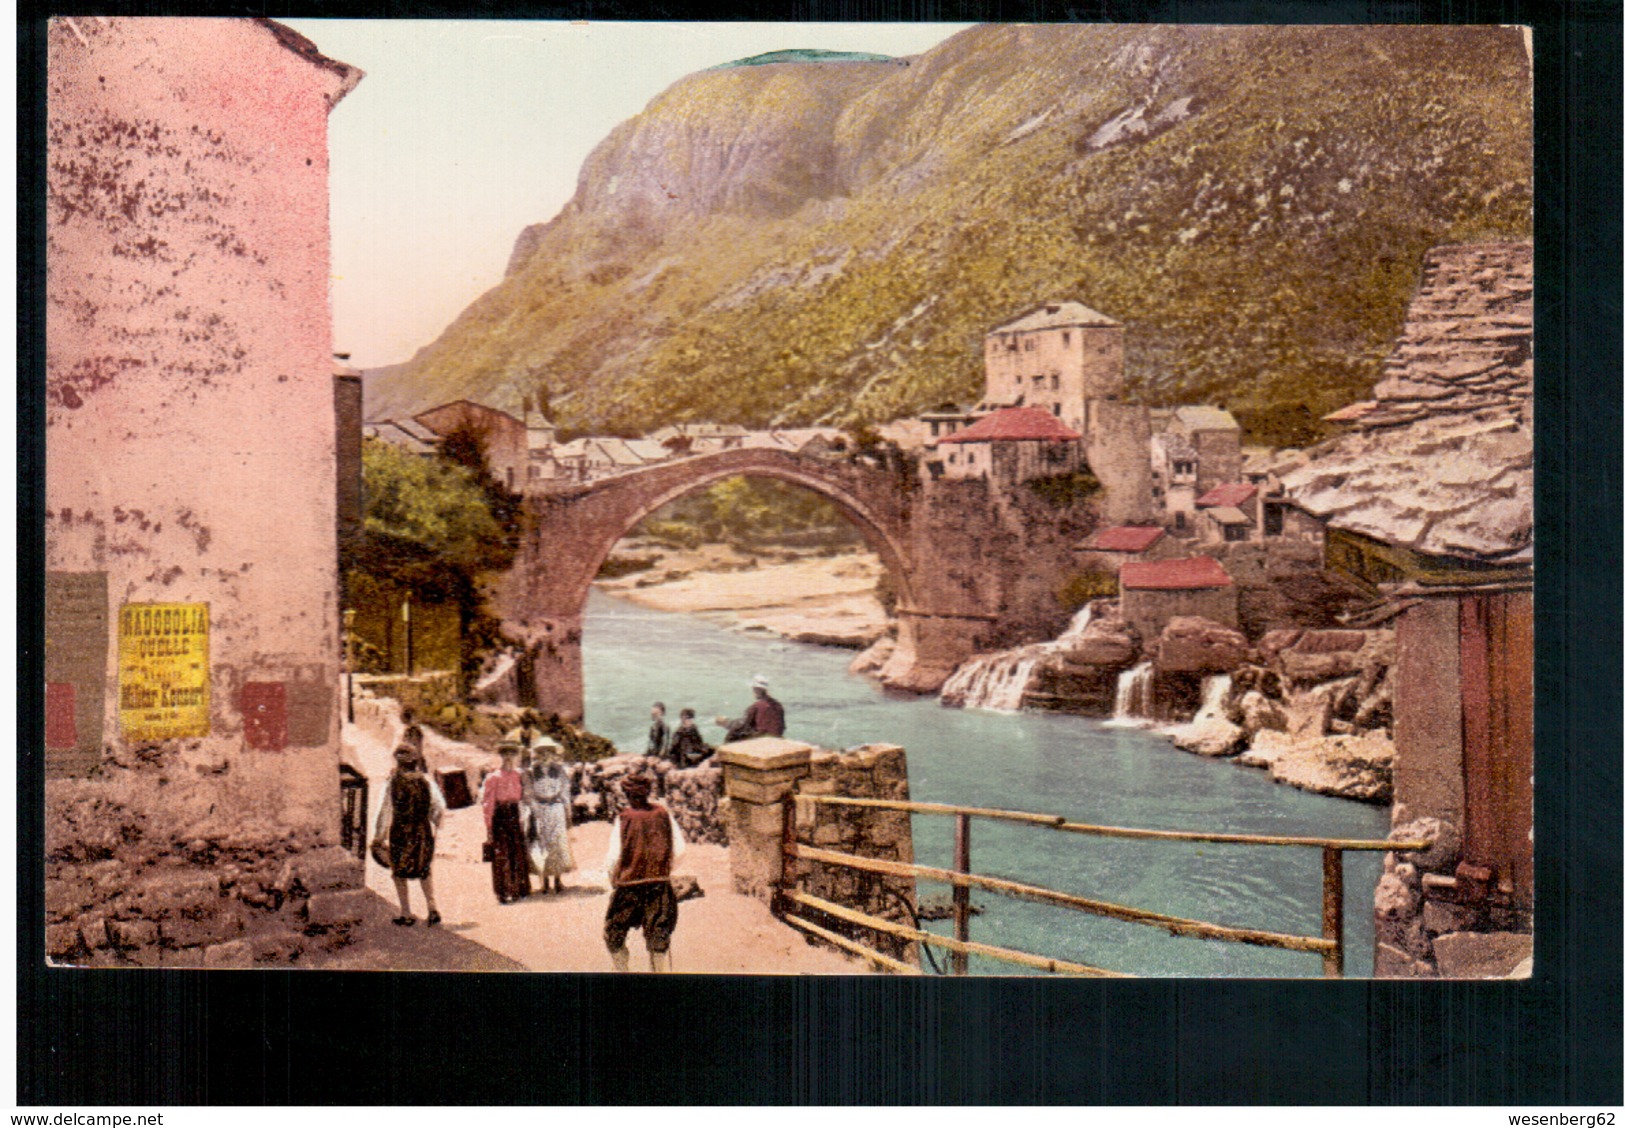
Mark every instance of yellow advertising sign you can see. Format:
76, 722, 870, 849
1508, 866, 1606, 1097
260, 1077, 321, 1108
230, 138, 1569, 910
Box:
118, 602, 210, 740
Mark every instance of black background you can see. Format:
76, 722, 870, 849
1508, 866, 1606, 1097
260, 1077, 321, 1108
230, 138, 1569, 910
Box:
17, 0, 1622, 1105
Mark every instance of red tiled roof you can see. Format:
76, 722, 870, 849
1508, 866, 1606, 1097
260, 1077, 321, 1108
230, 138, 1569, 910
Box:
1090, 525, 1166, 553
1120, 556, 1233, 590
937, 406, 1081, 444
1195, 482, 1257, 508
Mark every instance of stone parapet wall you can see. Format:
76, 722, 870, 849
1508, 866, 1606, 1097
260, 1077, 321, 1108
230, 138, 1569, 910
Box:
789, 744, 918, 966
718, 738, 918, 969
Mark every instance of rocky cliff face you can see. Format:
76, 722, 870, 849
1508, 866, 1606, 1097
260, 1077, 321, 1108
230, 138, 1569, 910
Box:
367, 24, 1531, 446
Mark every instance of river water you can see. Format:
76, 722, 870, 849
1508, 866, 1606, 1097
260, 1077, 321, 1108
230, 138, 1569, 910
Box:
582, 589, 1387, 977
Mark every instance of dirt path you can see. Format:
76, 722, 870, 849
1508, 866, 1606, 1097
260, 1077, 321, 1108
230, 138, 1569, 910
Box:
348, 720, 870, 975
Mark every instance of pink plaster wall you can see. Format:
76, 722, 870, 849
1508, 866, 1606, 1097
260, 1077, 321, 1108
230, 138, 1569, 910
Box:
46, 18, 358, 827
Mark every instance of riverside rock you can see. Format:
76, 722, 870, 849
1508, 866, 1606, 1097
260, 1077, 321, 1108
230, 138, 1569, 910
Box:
1058, 618, 1137, 668
848, 636, 896, 678
1237, 690, 1289, 737
1153, 616, 1249, 675
1266, 731, 1396, 802
1169, 715, 1246, 757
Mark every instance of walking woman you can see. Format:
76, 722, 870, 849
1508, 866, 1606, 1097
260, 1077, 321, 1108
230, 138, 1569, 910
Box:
525, 737, 576, 894
481, 744, 531, 904
373, 743, 446, 926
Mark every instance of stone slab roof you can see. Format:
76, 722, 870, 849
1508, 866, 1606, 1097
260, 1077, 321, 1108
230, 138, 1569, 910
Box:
1283, 243, 1533, 564
937, 406, 1081, 444
989, 301, 1120, 334
1171, 405, 1240, 433
1121, 556, 1233, 590
1335, 242, 1532, 431
1206, 506, 1252, 525
363, 421, 436, 455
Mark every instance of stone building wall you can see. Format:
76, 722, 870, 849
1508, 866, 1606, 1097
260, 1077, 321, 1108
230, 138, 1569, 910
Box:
1374, 588, 1533, 979
1084, 399, 1154, 525
43, 17, 361, 963
1121, 584, 1238, 641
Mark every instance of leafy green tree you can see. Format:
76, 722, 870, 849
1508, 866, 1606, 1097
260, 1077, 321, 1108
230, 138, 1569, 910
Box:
349, 437, 520, 686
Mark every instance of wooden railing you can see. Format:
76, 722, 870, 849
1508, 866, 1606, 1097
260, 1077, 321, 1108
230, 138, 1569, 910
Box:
780, 795, 1428, 978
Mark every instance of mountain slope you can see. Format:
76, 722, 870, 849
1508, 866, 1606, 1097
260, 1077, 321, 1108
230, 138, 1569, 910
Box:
366, 23, 1532, 446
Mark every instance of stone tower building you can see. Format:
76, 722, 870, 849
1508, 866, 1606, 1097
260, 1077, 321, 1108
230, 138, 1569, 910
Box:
979, 301, 1151, 524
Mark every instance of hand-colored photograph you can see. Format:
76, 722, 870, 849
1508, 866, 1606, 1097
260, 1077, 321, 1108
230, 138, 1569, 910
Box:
44, 18, 1533, 979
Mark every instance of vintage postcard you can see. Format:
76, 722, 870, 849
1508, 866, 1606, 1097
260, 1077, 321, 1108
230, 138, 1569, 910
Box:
44, 18, 1532, 979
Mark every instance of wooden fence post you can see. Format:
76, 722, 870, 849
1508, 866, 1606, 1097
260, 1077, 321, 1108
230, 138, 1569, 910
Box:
952, 812, 971, 975
1321, 846, 1344, 978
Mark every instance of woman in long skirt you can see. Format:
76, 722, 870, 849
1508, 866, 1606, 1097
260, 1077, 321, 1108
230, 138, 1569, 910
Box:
525, 737, 576, 894
374, 743, 445, 926
481, 744, 531, 904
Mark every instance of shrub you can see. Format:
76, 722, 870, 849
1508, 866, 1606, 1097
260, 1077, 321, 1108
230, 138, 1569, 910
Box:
1025, 469, 1102, 507
1057, 568, 1117, 611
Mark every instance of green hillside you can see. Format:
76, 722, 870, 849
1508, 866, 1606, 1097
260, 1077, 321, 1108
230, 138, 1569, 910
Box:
366, 24, 1531, 447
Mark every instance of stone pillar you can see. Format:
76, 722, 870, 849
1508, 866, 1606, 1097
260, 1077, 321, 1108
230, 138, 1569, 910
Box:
719, 737, 814, 901
789, 743, 919, 967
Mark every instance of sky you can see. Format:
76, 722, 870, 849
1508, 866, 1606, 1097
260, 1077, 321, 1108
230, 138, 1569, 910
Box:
279, 20, 976, 370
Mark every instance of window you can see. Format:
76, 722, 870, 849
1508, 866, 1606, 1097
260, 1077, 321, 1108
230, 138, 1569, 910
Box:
949, 453, 957, 465
1062, 331, 1071, 347
1015, 374, 1023, 385
1174, 512, 1187, 531
1174, 460, 1195, 476
930, 421, 941, 437
968, 452, 976, 465
1024, 338, 1036, 352
1264, 503, 1285, 537
506, 467, 515, 490
1050, 373, 1060, 390
1223, 523, 1248, 543
1053, 404, 1061, 416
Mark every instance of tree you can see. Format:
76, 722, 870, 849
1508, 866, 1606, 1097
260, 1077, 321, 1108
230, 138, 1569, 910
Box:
349, 438, 520, 686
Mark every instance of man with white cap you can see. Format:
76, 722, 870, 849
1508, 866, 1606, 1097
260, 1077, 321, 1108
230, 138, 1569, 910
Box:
719, 674, 786, 743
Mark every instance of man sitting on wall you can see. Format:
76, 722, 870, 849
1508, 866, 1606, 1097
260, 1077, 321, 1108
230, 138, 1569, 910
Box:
717, 674, 785, 742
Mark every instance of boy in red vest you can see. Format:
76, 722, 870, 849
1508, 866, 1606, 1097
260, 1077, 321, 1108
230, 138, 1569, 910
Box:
603, 773, 687, 972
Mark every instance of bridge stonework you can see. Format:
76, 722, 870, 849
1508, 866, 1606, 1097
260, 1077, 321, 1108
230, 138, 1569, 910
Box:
491, 447, 1097, 721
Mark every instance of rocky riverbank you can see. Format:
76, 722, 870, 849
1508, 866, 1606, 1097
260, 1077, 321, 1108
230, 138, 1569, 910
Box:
594, 541, 891, 649
934, 598, 1397, 805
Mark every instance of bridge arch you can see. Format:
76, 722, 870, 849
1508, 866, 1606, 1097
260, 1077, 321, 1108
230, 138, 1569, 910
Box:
493, 447, 931, 720
576, 459, 917, 612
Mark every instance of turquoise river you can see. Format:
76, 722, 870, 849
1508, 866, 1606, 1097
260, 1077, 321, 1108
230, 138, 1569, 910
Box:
582, 589, 1388, 977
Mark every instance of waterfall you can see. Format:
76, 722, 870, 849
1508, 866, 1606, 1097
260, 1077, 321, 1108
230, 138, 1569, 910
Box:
942, 649, 1046, 712
942, 601, 1103, 713
1193, 673, 1233, 724
1053, 603, 1096, 646
1105, 661, 1156, 726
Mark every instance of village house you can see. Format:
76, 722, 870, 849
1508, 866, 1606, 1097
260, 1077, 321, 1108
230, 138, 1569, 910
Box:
363, 418, 440, 455
1193, 481, 1258, 544
44, 17, 364, 964
648, 422, 749, 456
1149, 406, 1243, 534
927, 406, 1083, 482
413, 399, 528, 493
1117, 556, 1239, 642
1280, 242, 1533, 978
1076, 524, 1182, 578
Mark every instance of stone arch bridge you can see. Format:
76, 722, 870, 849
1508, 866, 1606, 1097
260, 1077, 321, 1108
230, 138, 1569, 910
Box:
490, 446, 1094, 721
